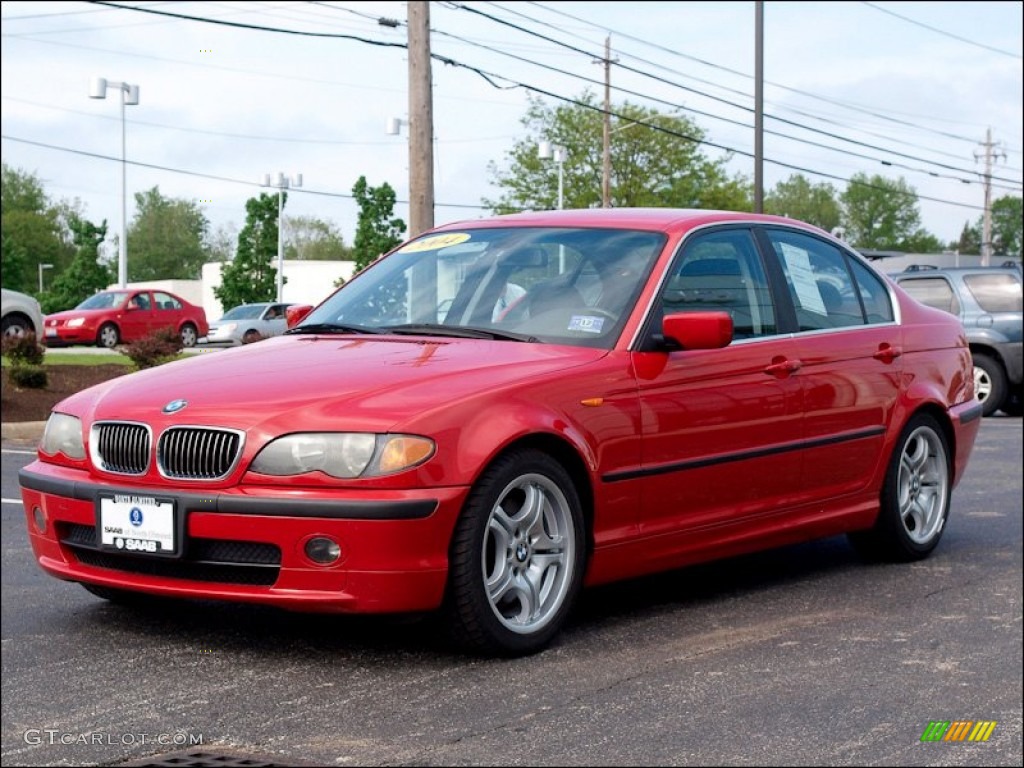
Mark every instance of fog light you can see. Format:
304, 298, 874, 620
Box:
305, 536, 341, 564
32, 506, 46, 534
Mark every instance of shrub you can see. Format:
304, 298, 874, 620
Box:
1, 332, 46, 366
120, 327, 184, 369
8, 364, 48, 389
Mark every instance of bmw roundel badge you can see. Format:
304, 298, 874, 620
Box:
162, 399, 188, 414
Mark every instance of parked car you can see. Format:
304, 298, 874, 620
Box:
891, 266, 1022, 417
43, 289, 208, 349
19, 209, 981, 657
202, 302, 294, 346
1, 287, 44, 341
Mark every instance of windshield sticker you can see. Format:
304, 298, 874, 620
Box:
398, 233, 471, 253
778, 243, 828, 315
568, 315, 606, 334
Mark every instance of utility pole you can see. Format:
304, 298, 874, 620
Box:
601, 37, 612, 208
407, 1, 434, 236
754, 1, 764, 213
974, 127, 1006, 266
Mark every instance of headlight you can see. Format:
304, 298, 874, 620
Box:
67, 317, 86, 328
250, 433, 434, 478
41, 413, 85, 459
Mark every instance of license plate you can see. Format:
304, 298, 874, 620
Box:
45, 328, 57, 337
97, 494, 177, 556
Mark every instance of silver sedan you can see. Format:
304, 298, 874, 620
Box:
201, 302, 294, 346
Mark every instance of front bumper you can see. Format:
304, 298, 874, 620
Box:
19, 460, 469, 614
44, 326, 96, 346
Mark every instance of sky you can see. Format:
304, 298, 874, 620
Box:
1, 0, 1022, 265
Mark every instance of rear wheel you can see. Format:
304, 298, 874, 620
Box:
179, 322, 198, 347
1, 315, 32, 340
97, 322, 120, 349
973, 353, 1006, 417
849, 413, 951, 562
443, 448, 586, 657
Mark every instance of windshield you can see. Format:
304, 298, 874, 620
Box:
77, 292, 129, 310
221, 304, 266, 320
299, 227, 666, 348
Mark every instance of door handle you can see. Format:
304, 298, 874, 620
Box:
764, 357, 802, 377
873, 344, 903, 364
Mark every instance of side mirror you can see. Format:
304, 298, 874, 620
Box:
661, 311, 733, 350
286, 304, 313, 328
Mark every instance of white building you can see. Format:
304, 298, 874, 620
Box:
115, 259, 356, 321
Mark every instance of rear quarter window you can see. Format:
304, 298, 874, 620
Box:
963, 274, 1023, 313
897, 277, 960, 315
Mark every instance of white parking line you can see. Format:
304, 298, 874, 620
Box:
3, 498, 24, 504
1, 449, 37, 455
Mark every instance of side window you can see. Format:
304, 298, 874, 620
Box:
661, 229, 776, 339
897, 277, 960, 315
132, 292, 151, 311
767, 230, 866, 331
963, 274, 1023, 313
153, 292, 180, 311
847, 257, 894, 323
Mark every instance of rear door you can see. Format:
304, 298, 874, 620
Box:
758, 227, 901, 502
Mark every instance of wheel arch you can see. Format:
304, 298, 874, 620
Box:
468, 432, 596, 562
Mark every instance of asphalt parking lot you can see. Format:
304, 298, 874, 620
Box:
1, 417, 1021, 767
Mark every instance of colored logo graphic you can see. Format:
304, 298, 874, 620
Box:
920, 721, 997, 742
129, 508, 143, 527
163, 399, 188, 414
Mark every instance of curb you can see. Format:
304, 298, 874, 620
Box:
1, 421, 46, 443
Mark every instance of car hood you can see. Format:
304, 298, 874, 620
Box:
58, 334, 607, 434
46, 308, 119, 321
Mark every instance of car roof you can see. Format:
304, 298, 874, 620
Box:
893, 266, 1022, 277
429, 207, 829, 237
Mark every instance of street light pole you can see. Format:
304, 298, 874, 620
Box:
38, 263, 53, 293
89, 77, 139, 289
262, 172, 302, 303
537, 142, 567, 210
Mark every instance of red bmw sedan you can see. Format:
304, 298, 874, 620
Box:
43, 288, 208, 348
19, 209, 981, 656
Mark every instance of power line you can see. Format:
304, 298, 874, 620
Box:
862, 1, 1023, 59
447, 2, 1021, 185
0, 134, 489, 212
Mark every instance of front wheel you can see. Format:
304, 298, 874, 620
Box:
443, 449, 586, 657
97, 322, 120, 349
179, 322, 198, 348
848, 413, 951, 562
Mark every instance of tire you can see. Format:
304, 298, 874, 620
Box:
242, 329, 262, 344
1000, 385, 1023, 417
443, 448, 586, 657
848, 413, 952, 562
97, 322, 120, 349
1, 314, 31, 340
972, 353, 1007, 417
179, 322, 198, 348
81, 583, 152, 605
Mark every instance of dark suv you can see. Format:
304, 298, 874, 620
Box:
892, 265, 1022, 417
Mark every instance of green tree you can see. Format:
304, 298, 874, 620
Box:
840, 173, 939, 250
127, 186, 211, 280
952, 196, 1022, 258
351, 176, 405, 272
214, 192, 281, 310
284, 215, 353, 261
1, 164, 76, 295
40, 217, 110, 314
484, 92, 751, 213
764, 174, 841, 232
990, 196, 1022, 258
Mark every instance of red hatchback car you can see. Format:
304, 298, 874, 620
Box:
43, 288, 208, 348
19, 209, 981, 656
